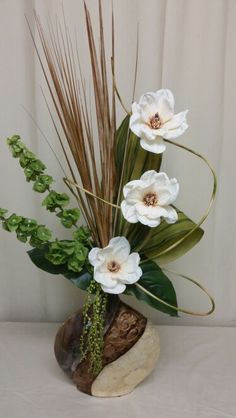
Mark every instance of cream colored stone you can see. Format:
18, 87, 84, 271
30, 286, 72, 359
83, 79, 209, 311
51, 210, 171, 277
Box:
91, 321, 160, 398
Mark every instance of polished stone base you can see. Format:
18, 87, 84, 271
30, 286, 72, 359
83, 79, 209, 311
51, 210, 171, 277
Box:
91, 321, 160, 397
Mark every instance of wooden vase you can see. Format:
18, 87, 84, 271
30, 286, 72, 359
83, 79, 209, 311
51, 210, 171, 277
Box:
54, 296, 160, 397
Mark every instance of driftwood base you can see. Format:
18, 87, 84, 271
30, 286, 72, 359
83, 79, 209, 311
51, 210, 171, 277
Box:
54, 299, 160, 397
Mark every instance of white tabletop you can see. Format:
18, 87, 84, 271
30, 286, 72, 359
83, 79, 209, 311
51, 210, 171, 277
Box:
0, 322, 235, 418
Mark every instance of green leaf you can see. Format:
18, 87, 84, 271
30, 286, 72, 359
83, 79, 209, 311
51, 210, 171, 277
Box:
73, 226, 90, 242
125, 259, 178, 316
68, 269, 92, 290
74, 242, 88, 261
7, 135, 21, 145
24, 166, 36, 181
18, 218, 38, 233
115, 119, 204, 262
115, 115, 130, 174
67, 257, 83, 273
139, 209, 204, 264
8, 141, 26, 158
28, 246, 70, 275
20, 151, 37, 168
3, 214, 23, 232
29, 160, 46, 173
115, 116, 162, 235
17, 232, 28, 243
28, 246, 92, 291
0, 208, 8, 219
42, 190, 70, 212
33, 175, 53, 193
57, 208, 80, 228
45, 241, 72, 265
36, 226, 52, 242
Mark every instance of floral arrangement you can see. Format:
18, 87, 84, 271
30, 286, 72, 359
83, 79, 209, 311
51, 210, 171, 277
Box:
0, 3, 216, 375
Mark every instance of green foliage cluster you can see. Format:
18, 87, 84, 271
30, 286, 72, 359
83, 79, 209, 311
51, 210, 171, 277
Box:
45, 239, 89, 273
7, 135, 48, 183
0, 209, 52, 248
1, 136, 92, 274
7, 135, 80, 230
0, 206, 90, 273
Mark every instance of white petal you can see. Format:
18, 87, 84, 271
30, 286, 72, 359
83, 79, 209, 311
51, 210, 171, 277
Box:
121, 201, 138, 223
156, 91, 175, 122
140, 137, 166, 154
163, 110, 188, 139
155, 89, 175, 111
135, 202, 151, 217
157, 180, 179, 205
122, 252, 140, 273
139, 91, 159, 111
119, 271, 142, 285
109, 236, 129, 249
163, 122, 189, 139
140, 124, 158, 141
156, 188, 174, 205
129, 114, 146, 137
123, 179, 143, 199
125, 188, 143, 203
149, 206, 170, 219
164, 110, 188, 130
135, 202, 167, 218
94, 270, 117, 288
131, 102, 139, 114
140, 170, 167, 185
162, 206, 178, 223
101, 282, 126, 294
136, 214, 161, 227
88, 248, 101, 266
109, 236, 130, 263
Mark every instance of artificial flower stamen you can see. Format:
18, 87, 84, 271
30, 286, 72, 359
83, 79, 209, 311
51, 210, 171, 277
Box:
150, 112, 162, 129
143, 192, 158, 207
107, 260, 120, 273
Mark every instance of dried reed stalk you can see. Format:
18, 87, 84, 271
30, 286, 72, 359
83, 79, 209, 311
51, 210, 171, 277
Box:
32, 1, 117, 247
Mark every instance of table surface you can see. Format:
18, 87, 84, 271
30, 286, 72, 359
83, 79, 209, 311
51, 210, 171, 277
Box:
0, 322, 235, 418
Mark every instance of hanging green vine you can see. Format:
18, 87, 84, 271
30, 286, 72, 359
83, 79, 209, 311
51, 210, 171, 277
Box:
80, 280, 108, 375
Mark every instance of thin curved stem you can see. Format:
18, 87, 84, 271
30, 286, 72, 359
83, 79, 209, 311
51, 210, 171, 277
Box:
111, 57, 131, 116
64, 177, 120, 209
136, 268, 215, 317
152, 139, 217, 259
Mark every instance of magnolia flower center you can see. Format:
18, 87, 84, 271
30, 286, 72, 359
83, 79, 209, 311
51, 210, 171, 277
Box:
107, 260, 121, 273
150, 112, 162, 129
143, 192, 158, 207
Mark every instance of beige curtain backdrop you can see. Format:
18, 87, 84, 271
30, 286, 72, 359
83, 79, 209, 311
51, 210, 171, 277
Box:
0, 0, 235, 325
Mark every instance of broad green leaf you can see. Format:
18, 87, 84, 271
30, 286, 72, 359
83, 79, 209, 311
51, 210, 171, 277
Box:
125, 259, 178, 316
115, 115, 162, 236
115, 115, 162, 188
68, 270, 92, 290
115, 117, 203, 261
140, 210, 204, 265
28, 246, 70, 275
28, 246, 92, 290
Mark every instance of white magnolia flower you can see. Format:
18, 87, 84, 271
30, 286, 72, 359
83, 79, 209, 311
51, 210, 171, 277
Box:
88, 237, 142, 294
121, 170, 179, 228
130, 89, 188, 154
